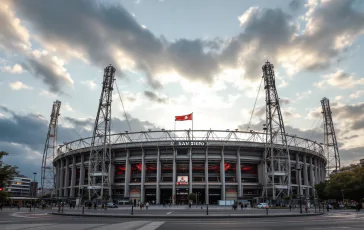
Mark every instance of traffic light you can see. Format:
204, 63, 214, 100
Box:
0, 187, 3, 191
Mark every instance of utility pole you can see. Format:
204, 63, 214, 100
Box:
261, 61, 291, 202
321, 97, 340, 179
88, 65, 116, 202
292, 167, 303, 213
41, 100, 61, 198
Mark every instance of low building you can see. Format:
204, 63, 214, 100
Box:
5, 176, 31, 197
360, 159, 364, 167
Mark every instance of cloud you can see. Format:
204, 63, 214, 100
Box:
289, 0, 303, 11
296, 89, 312, 100
3, 0, 364, 92
144, 90, 168, 103
9, 81, 31, 90
81, 80, 97, 90
22, 50, 74, 93
0, 2, 31, 53
0, 105, 159, 177
63, 103, 73, 112
1, 64, 24, 74
350, 90, 364, 99
39, 90, 57, 98
314, 69, 364, 89
9, 0, 220, 89
0, 4, 74, 93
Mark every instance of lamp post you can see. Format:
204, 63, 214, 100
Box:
33, 172, 37, 211
292, 167, 303, 214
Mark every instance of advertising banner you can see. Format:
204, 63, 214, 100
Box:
177, 176, 188, 185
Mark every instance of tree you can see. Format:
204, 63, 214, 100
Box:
0, 151, 19, 189
188, 193, 196, 203
328, 167, 364, 202
0, 191, 9, 201
315, 181, 329, 201
316, 167, 364, 202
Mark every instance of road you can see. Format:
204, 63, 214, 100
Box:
0, 208, 363, 229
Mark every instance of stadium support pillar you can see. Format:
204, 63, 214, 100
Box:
295, 154, 299, 185
236, 148, 242, 198
56, 161, 61, 197
156, 148, 161, 205
109, 163, 115, 198
141, 149, 145, 203
314, 158, 318, 185
172, 149, 176, 205
64, 157, 69, 198
189, 148, 193, 194
78, 154, 85, 197
70, 156, 76, 197
124, 150, 130, 198
309, 157, 314, 187
319, 162, 323, 182
303, 155, 309, 198
205, 148, 209, 204
220, 148, 226, 202
60, 159, 64, 198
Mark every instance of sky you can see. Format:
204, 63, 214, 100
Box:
0, 0, 364, 180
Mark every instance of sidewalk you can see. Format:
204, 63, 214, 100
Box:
51, 211, 323, 219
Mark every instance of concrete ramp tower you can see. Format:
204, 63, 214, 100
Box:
88, 65, 116, 201
41, 100, 61, 197
261, 61, 291, 201
321, 97, 340, 178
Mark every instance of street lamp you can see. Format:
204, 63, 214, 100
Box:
33, 172, 37, 211
292, 166, 303, 214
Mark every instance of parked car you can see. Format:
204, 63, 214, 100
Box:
257, 203, 269, 208
106, 203, 118, 208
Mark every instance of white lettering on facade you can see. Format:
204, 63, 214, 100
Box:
170, 141, 206, 146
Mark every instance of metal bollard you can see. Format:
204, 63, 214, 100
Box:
131, 205, 134, 215
82, 206, 85, 215
206, 204, 209, 216
266, 207, 268, 215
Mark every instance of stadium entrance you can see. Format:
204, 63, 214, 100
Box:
176, 188, 189, 204
160, 189, 172, 205
193, 188, 205, 204
209, 189, 221, 204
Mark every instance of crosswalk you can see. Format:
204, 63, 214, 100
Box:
2, 221, 166, 230
325, 212, 364, 219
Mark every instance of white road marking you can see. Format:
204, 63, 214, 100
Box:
137, 221, 165, 230
97, 221, 150, 230
166, 212, 172, 215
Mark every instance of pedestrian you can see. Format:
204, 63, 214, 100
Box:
305, 204, 308, 213
326, 204, 330, 212
94, 203, 97, 210
289, 204, 292, 211
146, 202, 149, 210
58, 203, 61, 212
0, 203, 3, 211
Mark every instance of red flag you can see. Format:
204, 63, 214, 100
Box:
175, 113, 193, 121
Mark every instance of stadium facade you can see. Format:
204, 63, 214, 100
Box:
54, 130, 326, 205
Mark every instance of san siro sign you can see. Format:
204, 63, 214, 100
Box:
171, 141, 206, 146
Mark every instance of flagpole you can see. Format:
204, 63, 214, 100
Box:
192, 112, 193, 141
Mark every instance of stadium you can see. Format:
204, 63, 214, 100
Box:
53, 129, 326, 206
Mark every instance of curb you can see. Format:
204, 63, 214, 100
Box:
51, 212, 324, 219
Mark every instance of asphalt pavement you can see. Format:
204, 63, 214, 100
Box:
0, 208, 363, 229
